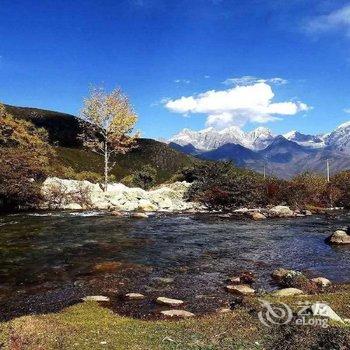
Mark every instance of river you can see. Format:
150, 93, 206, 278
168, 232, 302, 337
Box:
0, 211, 349, 319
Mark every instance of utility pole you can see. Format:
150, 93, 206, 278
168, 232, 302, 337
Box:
326, 159, 330, 182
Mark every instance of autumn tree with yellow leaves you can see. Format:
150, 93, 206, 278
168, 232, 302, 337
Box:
79, 87, 138, 191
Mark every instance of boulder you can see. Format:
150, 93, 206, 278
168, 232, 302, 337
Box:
250, 212, 266, 221
311, 277, 331, 287
272, 288, 303, 297
156, 297, 184, 307
268, 206, 294, 218
227, 276, 241, 284
82, 295, 110, 302
125, 293, 145, 300
326, 230, 350, 245
41, 177, 196, 213
271, 268, 295, 282
137, 200, 158, 212
160, 310, 194, 318
226, 284, 255, 295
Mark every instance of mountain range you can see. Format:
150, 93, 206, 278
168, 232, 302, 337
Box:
168, 123, 350, 178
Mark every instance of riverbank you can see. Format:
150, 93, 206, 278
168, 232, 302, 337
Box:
1, 285, 349, 350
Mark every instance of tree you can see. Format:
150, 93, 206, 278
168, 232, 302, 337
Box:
79, 87, 138, 191
132, 165, 157, 190
0, 104, 53, 210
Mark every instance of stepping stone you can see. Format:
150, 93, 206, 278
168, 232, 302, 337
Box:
125, 293, 145, 300
272, 288, 303, 297
160, 310, 195, 318
82, 295, 110, 302
226, 284, 255, 295
156, 297, 184, 307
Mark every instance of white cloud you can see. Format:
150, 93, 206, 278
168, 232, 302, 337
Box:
344, 108, 350, 114
223, 75, 287, 86
164, 82, 309, 129
306, 4, 350, 36
174, 79, 190, 84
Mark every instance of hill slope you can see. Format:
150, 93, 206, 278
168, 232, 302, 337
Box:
5, 104, 201, 183
4, 104, 81, 147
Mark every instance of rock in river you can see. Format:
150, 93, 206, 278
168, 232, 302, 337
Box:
226, 284, 255, 295
250, 212, 266, 221
125, 293, 145, 300
326, 230, 350, 245
268, 206, 294, 218
156, 297, 184, 307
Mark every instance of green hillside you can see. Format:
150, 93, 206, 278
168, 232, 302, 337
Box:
56, 138, 200, 183
4, 104, 201, 183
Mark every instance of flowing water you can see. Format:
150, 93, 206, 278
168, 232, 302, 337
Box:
0, 211, 349, 320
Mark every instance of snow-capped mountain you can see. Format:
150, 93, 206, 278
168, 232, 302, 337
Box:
169, 121, 350, 153
167, 121, 350, 178
169, 126, 275, 151
325, 121, 350, 153
283, 131, 326, 149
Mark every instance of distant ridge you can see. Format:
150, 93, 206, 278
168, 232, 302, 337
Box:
168, 124, 350, 178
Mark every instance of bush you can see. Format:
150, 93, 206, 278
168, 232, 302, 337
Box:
0, 105, 53, 210
125, 165, 157, 190
331, 170, 350, 208
186, 162, 266, 211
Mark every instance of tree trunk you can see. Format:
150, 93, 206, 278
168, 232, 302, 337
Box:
104, 142, 108, 192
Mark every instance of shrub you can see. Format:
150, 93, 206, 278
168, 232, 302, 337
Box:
186, 162, 266, 211
0, 105, 53, 210
130, 165, 157, 190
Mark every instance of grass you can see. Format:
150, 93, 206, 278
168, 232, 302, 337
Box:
1, 288, 349, 350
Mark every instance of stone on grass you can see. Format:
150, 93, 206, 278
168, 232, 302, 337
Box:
125, 293, 145, 300
156, 297, 184, 307
311, 277, 331, 287
272, 288, 303, 297
226, 284, 255, 295
160, 310, 195, 318
82, 295, 110, 302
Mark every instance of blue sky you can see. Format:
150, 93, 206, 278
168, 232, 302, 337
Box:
1, 0, 350, 138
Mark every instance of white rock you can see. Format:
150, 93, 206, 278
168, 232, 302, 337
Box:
269, 206, 294, 217
156, 297, 184, 307
160, 310, 194, 318
82, 295, 110, 302
311, 277, 331, 287
125, 293, 145, 300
